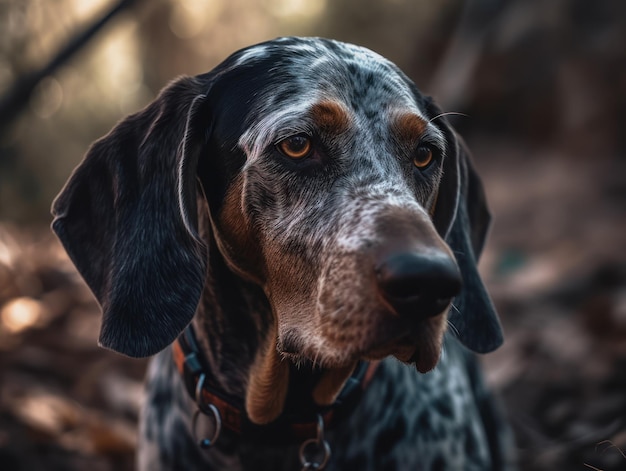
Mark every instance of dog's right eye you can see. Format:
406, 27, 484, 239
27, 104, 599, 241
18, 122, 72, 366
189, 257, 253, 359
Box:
412, 145, 434, 170
277, 135, 312, 159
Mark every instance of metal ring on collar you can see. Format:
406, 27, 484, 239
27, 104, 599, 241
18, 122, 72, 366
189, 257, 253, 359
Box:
299, 414, 331, 470
192, 373, 222, 449
299, 438, 331, 470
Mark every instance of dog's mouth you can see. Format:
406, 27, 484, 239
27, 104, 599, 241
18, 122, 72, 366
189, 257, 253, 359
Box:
364, 330, 444, 373
279, 314, 447, 374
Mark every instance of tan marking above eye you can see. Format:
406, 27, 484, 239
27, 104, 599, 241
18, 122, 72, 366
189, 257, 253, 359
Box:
310, 101, 351, 133
278, 135, 312, 159
393, 112, 428, 143
413, 146, 433, 169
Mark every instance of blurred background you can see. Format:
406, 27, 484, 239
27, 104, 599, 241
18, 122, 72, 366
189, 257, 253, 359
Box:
0, 0, 624, 469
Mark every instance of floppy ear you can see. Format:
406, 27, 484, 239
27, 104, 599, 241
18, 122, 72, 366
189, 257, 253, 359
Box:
430, 111, 503, 353
51, 76, 211, 357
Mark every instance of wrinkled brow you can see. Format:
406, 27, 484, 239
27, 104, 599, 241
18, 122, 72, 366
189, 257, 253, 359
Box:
392, 112, 428, 143
309, 101, 352, 134
238, 99, 353, 162
390, 110, 447, 152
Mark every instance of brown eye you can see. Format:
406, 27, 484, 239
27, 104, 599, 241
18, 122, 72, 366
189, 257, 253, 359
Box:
278, 135, 312, 159
413, 145, 433, 169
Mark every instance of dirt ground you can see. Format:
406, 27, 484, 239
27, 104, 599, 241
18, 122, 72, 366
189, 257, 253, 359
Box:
0, 144, 625, 470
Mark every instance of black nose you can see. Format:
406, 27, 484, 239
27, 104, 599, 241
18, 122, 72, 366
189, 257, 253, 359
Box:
375, 252, 462, 319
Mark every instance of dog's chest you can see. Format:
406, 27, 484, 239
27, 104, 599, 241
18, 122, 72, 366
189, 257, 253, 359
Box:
138, 341, 495, 471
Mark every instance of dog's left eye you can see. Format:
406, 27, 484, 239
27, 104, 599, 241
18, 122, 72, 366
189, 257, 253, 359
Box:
412, 145, 434, 169
277, 135, 312, 159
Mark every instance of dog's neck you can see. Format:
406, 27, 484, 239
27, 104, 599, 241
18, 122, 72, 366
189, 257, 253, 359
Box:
191, 239, 272, 400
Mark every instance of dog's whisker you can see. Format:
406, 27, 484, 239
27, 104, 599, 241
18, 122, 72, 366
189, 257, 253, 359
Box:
428, 111, 469, 123
446, 318, 461, 339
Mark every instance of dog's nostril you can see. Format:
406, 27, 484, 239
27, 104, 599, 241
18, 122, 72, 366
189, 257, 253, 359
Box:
376, 252, 462, 318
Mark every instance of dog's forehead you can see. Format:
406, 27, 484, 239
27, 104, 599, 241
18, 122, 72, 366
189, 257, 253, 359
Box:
232, 37, 414, 102
234, 37, 391, 70
232, 37, 323, 65
230, 38, 429, 158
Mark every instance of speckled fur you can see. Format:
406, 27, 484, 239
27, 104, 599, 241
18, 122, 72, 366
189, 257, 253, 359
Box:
139, 339, 512, 470
52, 37, 514, 470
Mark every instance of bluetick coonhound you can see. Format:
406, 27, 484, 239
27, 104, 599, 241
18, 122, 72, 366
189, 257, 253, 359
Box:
52, 37, 513, 470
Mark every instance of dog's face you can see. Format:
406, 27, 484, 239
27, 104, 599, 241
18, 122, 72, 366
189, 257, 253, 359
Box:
205, 39, 457, 372
52, 37, 502, 422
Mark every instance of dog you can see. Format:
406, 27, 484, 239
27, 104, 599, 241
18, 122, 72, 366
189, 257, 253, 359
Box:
52, 37, 513, 470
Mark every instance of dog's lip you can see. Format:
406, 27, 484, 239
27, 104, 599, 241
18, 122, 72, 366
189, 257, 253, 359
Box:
283, 335, 441, 374
362, 330, 424, 358
408, 346, 441, 373
279, 315, 445, 369
362, 326, 443, 373
364, 333, 413, 357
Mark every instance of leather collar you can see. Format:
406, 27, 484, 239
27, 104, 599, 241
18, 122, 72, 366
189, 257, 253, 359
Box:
173, 325, 379, 443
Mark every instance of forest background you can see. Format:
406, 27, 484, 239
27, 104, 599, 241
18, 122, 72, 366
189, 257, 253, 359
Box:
1, 1, 625, 469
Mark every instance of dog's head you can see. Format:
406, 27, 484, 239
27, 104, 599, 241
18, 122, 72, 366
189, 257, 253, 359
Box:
52, 37, 502, 423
